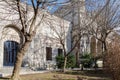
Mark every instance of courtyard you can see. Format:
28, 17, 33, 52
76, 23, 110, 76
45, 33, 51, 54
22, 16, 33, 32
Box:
0, 0, 119, 80
0, 70, 111, 80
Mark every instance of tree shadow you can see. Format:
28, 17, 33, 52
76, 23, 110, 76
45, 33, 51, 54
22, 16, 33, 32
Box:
0, 77, 10, 80
64, 70, 111, 79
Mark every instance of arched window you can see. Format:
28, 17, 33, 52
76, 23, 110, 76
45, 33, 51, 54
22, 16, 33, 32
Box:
4, 40, 19, 66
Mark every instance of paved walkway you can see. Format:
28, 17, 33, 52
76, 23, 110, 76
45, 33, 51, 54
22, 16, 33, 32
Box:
0, 67, 48, 77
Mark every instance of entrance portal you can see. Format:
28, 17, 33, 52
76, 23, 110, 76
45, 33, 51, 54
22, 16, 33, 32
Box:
3, 41, 19, 66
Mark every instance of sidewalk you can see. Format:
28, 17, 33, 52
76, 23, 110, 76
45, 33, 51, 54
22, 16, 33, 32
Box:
0, 67, 48, 77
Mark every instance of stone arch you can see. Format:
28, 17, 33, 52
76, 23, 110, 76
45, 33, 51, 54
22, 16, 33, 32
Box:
0, 24, 23, 67
1, 24, 25, 44
3, 40, 19, 66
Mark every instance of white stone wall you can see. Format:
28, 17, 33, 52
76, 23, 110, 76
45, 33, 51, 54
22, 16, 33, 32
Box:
0, 27, 20, 67
0, 1, 71, 69
26, 14, 70, 69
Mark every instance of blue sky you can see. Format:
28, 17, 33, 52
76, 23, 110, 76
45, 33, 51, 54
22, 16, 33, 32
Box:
24, 0, 69, 13
47, 0, 69, 13
47, 0, 65, 13
86, 0, 120, 11
22, 0, 120, 14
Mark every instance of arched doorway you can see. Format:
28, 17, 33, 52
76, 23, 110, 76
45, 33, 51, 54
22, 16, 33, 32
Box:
3, 40, 19, 66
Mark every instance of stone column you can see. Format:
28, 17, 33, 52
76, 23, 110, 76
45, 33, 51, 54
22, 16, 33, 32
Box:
90, 36, 96, 57
97, 40, 102, 55
0, 40, 4, 68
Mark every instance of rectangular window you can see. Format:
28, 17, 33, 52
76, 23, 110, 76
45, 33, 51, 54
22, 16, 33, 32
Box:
46, 47, 52, 60
58, 48, 63, 56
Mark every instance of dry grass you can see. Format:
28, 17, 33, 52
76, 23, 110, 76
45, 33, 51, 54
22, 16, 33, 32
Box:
21, 72, 77, 80
0, 70, 111, 80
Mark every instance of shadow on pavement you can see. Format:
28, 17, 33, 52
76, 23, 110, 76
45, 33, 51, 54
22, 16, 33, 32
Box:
0, 77, 10, 80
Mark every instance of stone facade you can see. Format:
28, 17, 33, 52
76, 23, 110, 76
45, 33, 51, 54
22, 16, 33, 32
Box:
0, 0, 114, 69
54, 0, 92, 65
54, 0, 112, 64
0, 1, 71, 69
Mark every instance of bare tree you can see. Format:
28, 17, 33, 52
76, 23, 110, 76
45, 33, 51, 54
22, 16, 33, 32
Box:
54, 0, 91, 68
0, 0, 65, 80
105, 33, 120, 80
9, 1, 44, 80
54, 0, 112, 69
44, 15, 82, 72
87, 0, 120, 67
47, 0, 101, 72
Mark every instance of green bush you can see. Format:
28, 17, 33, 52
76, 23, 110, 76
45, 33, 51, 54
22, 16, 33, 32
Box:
56, 54, 76, 69
56, 54, 64, 69
66, 54, 76, 68
80, 53, 93, 68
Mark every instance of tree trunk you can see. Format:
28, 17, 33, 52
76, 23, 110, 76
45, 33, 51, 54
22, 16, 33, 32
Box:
101, 42, 104, 68
63, 56, 67, 73
113, 74, 120, 80
103, 41, 107, 52
94, 58, 97, 72
75, 42, 80, 67
102, 41, 107, 69
76, 52, 79, 67
10, 41, 31, 80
